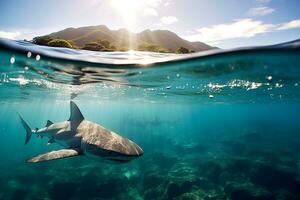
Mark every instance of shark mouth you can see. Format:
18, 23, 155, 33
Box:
105, 155, 139, 163
107, 158, 131, 163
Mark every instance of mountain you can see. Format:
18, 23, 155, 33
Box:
137, 29, 213, 52
34, 25, 215, 53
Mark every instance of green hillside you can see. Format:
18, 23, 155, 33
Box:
32, 25, 215, 53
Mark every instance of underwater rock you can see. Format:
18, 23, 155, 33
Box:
49, 182, 78, 200
204, 193, 227, 200
166, 180, 195, 199
245, 150, 280, 164
143, 173, 166, 189
194, 177, 216, 191
172, 189, 227, 200
94, 176, 129, 199
225, 158, 253, 175
42, 163, 131, 200
169, 162, 197, 179
143, 174, 166, 200
142, 171, 168, 200
125, 188, 143, 200
173, 189, 207, 200
124, 170, 141, 186
275, 190, 300, 200
144, 187, 165, 200
218, 171, 232, 186
164, 162, 200, 199
277, 149, 298, 169
225, 182, 274, 200
249, 163, 298, 191
198, 161, 223, 184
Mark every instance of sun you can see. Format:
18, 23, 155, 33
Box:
110, 0, 146, 30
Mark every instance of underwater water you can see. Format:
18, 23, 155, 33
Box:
0, 38, 300, 200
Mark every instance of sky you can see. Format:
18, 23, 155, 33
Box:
0, 0, 300, 48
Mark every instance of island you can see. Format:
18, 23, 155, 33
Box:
31, 25, 215, 54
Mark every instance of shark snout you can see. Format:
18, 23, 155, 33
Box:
133, 143, 144, 157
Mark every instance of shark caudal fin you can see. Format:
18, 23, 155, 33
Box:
19, 114, 32, 145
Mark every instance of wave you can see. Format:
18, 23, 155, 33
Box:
0, 38, 300, 103
0, 38, 299, 66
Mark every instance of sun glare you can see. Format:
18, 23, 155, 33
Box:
110, 0, 146, 30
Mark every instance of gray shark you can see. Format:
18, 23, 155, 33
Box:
19, 101, 144, 163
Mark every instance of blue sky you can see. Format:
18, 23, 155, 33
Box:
0, 0, 300, 48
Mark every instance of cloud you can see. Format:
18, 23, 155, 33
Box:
160, 16, 178, 25
248, 6, 275, 16
278, 19, 300, 30
143, 8, 158, 17
142, 0, 173, 18
0, 31, 20, 39
248, 0, 274, 17
184, 19, 275, 43
184, 18, 300, 44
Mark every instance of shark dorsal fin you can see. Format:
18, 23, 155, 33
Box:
46, 120, 53, 127
69, 101, 84, 122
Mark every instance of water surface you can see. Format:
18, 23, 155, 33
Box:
0, 39, 300, 200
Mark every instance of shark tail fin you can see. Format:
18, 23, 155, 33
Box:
19, 114, 32, 145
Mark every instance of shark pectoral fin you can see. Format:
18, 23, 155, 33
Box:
26, 149, 81, 163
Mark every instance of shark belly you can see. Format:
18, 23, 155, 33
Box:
54, 137, 81, 148
81, 141, 134, 163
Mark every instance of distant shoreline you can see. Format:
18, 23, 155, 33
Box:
31, 36, 194, 54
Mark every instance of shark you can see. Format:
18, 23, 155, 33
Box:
19, 101, 144, 163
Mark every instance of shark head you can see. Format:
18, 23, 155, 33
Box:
104, 140, 144, 162
82, 139, 144, 163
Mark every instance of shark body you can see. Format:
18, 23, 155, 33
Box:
19, 101, 144, 163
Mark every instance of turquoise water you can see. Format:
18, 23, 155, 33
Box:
0, 39, 300, 199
